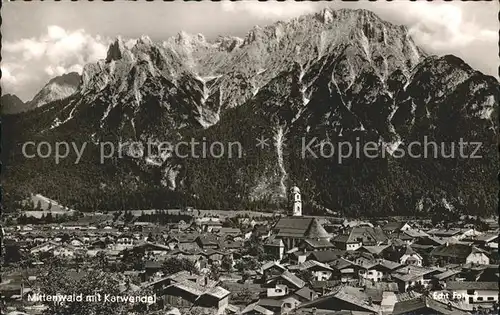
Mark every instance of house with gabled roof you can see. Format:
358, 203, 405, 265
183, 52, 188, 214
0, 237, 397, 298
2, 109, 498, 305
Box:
333, 226, 389, 251
430, 243, 489, 266
306, 249, 345, 264
298, 285, 381, 313
292, 260, 333, 281
298, 238, 335, 252
357, 259, 402, 283
329, 258, 357, 283
463, 233, 498, 250
263, 235, 285, 260
358, 245, 391, 257
392, 295, 470, 315
445, 281, 498, 305
391, 265, 441, 292
30, 241, 59, 255
195, 235, 220, 250
166, 232, 201, 251
385, 245, 423, 266
265, 271, 306, 290
461, 263, 499, 282
136, 241, 170, 255
241, 302, 274, 315
148, 271, 230, 314
382, 221, 412, 234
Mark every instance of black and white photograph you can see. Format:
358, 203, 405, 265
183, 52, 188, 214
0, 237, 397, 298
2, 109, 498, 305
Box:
1, 1, 499, 315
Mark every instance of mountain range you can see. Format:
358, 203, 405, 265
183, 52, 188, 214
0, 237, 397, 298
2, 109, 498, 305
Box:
1, 72, 81, 114
2, 8, 498, 216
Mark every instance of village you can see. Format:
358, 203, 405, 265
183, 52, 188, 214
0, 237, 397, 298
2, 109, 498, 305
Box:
1, 187, 499, 315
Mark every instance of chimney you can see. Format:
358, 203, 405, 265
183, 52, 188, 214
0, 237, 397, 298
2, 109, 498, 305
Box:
204, 276, 208, 286
310, 291, 314, 300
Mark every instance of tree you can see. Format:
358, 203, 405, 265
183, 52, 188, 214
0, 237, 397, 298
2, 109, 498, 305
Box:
296, 270, 314, 284
408, 282, 428, 294
162, 257, 198, 275
235, 256, 260, 272
37, 269, 131, 315
123, 211, 134, 223
221, 255, 233, 271
120, 247, 145, 271
209, 264, 221, 281
47, 202, 53, 211
60, 233, 71, 244
45, 212, 54, 224
146, 232, 156, 242
231, 288, 255, 304
3, 244, 23, 265
245, 234, 265, 259
36, 200, 43, 210
91, 251, 109, 271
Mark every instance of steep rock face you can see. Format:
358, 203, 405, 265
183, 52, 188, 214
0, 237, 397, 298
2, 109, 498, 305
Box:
3, 8, 498, 215
2, 73, 81, 115
29, 72, 81, 109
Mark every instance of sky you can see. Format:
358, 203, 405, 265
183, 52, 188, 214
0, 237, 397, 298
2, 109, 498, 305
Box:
2, 1, 498, 101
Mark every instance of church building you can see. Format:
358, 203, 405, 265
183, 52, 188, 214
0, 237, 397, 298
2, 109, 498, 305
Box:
271, 186, 332, 250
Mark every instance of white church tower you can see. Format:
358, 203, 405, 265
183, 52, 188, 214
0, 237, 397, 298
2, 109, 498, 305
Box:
289, 186, 302, 217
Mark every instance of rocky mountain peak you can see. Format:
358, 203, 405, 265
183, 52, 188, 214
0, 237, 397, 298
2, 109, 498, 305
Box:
138, 35, 153, 46
214, 35, 243, 52
7, 7, 496, 216
316, 8, 335, 24
106, 37, 127, 62
29, 72, 81, 109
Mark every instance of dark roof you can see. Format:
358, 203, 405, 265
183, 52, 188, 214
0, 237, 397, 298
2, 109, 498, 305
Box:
391, 266, 438, 282
269, 271, 305, 289
309, 250, 345, 263
257, 298, 284, 308
329, 258, 355, 270
427, 229, 462, 237
293, 286, 316, 301
347, 227, 389, 244
299, 285, 380, 313
431, 244, 487, 259
332, 234, 350, 244
364, 288, 383, 303
167, 232, 200, 243
446, 281, 498, 291
144, 260, 162, 269
221, 240, 244, 249
217, 227, 242, 235
302, 239, 334, 249
273, 217, 314, 238
382, 221, 407, 232
359, 245, 390, 255
196, 235, 219, 246
432, 270, 461, 281
392, 296, 469, 315
376, 259, 402, 271
271, 217, 328, 241
304, 219, 331, 240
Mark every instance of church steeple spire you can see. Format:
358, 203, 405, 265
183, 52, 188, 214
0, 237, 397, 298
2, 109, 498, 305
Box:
289, 186, 302, 216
